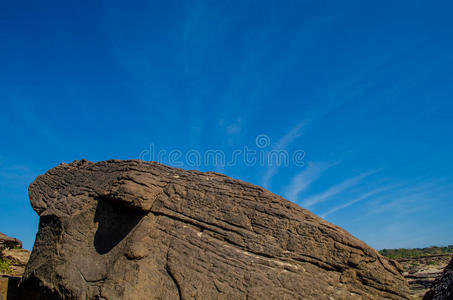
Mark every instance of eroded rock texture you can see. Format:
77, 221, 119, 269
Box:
424, 256, 453, 300
0, 233, 22, 250
19, 160, 410, 299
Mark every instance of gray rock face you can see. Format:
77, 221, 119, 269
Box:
19, 160, 410, 299
424, 256, 453, 300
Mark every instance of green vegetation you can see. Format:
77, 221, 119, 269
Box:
380, 245, 453, 259
0, 257, 13, 273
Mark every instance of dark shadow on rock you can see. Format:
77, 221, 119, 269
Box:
7, 276, 20, 299
17, 275, 63, 300
94, 198, 146, 255
1, 276, 20, 300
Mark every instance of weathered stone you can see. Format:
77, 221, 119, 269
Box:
1, 249, 30, 267
0, 234, 21, 251
1, 248, 31, 279
19, 160, 410, 299
397, 254, 451, 298
0, 233, 30, 281
0, 277, 6, 300
424, 255, 453, 300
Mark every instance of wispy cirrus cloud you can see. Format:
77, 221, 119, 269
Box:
261, 121, 308, 188
319, 184, 396, 218
366, 181, 453, 216
0, 162, 37, 188
258, 70, 381, 190
273, 121, 307, 150
301, 169, 380, 208
284, 161, 339, 202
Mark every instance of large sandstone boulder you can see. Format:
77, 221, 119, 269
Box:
424, 256, 453, 300
19, 160, 410, 299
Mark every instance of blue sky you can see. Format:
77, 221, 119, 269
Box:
1, 0, 452, 250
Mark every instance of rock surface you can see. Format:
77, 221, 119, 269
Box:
19, 160, 410, 299
424, 256, 453, 300
0, 233, 30, 300
397, 255, 451, 299
0, 233, 30, 278
2, 249, 31, 269
0, 233, 21, 251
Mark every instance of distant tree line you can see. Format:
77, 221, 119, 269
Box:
379, 245, 453, 259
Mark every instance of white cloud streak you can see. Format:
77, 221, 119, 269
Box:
367, 181, 453, 216
284, 161, 339, 202
319, 184, 395, 218
261, 121, 308, 188
301, 169, 380, 208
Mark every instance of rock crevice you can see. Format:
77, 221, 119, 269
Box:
424, 256, 453, 300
